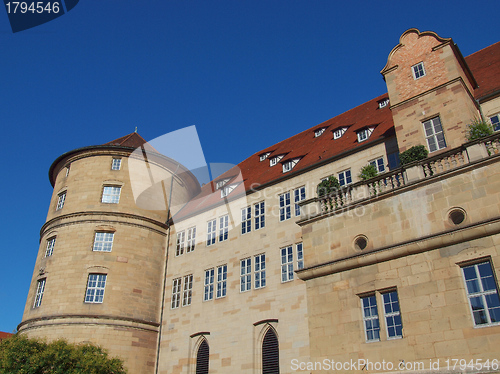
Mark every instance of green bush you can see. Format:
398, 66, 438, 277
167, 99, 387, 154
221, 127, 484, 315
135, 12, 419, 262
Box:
317, 176, 340, 197
358, 164, 378, 181
466, 118, 493, 141
399, 145, 428, 166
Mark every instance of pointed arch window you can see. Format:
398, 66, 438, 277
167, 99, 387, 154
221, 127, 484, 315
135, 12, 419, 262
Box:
262, 328, 279, 374
196, 339, 209, 374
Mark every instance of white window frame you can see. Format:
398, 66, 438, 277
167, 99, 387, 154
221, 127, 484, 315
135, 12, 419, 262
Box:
241, 206, 251, 235
176, 231, 185, 256
378, 99, 389, 109
462, 261, 500, 327
281, 245, 294, 282
33, 278, 46, 308
221, 184, 236, 198
279, 192, 291, 222
282, 158, 300, 173
111, 158, 122, 171
314, 127, 326, 137
361, 294, 380, 342
186, 227, 196, 253
45, 237, 56, 257
255, 253, 266, 289
412, 62, 426, 80
56, 192, 66, 211
65, 165, 70, 177
357, 128, 374, 143
216, 265, 227, 298
259, 152, 271, 161
219, 215, 229, 242
240, 258, 251, 292
382, 290, 403, 339
204, 268, 215, 301
338, 169, 352, 187
296, 243, 304, 270
171, 278, 181, 309
294, 186, 306, 216
215, 178, 230, 190
333, 127, 347, 140
490, 114, 500, 132
270, 155, 284, 167
85, 274, 107, 304
206, 219, 216, 246
255, 201, 265, 230
182, 274, 193, 307
93, 232, 114, 252
369, 157, 386, 174
101, 186, 121, 204
423, 116, 446, 153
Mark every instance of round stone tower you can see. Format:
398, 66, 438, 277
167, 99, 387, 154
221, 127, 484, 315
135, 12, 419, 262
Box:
18, 132, 200, 374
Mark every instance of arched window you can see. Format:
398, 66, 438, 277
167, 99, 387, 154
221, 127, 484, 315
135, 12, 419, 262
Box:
262, 328, 279, 374
196, 339, 209, 374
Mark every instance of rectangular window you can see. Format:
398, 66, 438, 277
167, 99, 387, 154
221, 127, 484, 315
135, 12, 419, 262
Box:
412, 62, 426, 79
171, 278, 181, 309
387, 152, 401, 170
369, 157, 385, 173
255, 254, 266, 289
423, 116, 446, 152
204, 269, 215, 301
489, 114, 500, 132
216, 265, 227, 298
255, 201, 265, 230
45, 237, 56, 257
65, 165, 70, 177
382, 291, 403, 339
182, 274, 193, 307
279, 192, 291, 222
93, 232, 114, 252
85, 274, 107, 303
462, 261, 500, 326
296, 243, 304, 270
206, 219, 216, 246
33, 279, 46, 308
241, 206, 251, 234
176, 231, 185, 256
281, 246, 294, 282
186, 227, 196, 253
240, 258, 251, 292
362, 295, 380, 342
101, 186, 121, 204
111, 158, 122, 170
338, 169, 352, 187
333, 127, 347, 140
357, 129, 369, 142
294, 186, 306, 216
219, 215, 229, 242
56, 192, 66, 211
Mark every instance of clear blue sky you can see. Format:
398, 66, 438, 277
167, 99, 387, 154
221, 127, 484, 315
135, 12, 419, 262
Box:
0, 1, 499, 333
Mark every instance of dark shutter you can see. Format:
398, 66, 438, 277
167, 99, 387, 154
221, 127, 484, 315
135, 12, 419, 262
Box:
196, 340, 209, 374
262, 329, 279, 374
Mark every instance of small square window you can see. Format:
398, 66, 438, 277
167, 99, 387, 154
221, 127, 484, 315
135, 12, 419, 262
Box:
412, 62, 426, 79
270, 155, 283, 167
111, 158, 122, 170
489, 114, 500, 132
333, 127, 347, 140
357, 129, 371, 143
102, 186, 121, 204
56, 192, 66, 211
93, 232, 114, 252
314, 128, 326, 137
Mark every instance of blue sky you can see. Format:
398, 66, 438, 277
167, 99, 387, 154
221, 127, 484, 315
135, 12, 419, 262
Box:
0, 1, 499, 333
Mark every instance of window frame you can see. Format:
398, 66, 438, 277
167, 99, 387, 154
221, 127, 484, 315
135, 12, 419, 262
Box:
369, 157, 386, 174
338, 169, 352, 187
489, 114, 500, 132
412, 62, 426, 80
333, 127, 347, 140
56, 191, 66, 211
101, 186, 121, 204
204, 268, 215, 301
206, 219, 216, 246
240, 258, 251, 293
93, 232, 114, 252
171, 277, 182, 309
382, 290, 403, 339
255, 253, 266, 289
45, 237, 56, 257
176, 230, 186, 256
186, 226, 196, 253
182, 274, 193, 307
279, 192, 291, 222
255, 201, 265, 230
423, 116, 447, 153
111, 158, 122, 171
296, 243, 304, 270
219, 215, 229, 242
294, 186, 306, 216
241, 206, 251, 235
84, 274, 107, 304
281, 245, 294, 282
33, 278, 46, 308
216, 265, 227, 298
361, 294, 381, 342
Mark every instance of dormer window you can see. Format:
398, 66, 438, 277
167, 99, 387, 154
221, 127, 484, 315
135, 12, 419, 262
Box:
357, 128, 374, 143
221, 184, 237, 198
215, 178, 230, 190
282, 158, 301, 173
259, 152, 271, 162
314, 128, 326, 137
333, 127, 348, 140
270, 155, 284, 167
378, 99, 389, 109
412, 62, 425, 80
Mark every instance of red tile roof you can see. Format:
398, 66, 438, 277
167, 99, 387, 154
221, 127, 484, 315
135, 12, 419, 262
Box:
103, 132, 149, 148
172, 41, 500, 221
0, 331, 13, 340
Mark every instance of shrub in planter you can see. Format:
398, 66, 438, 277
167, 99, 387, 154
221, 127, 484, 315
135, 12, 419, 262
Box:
317, 176, 340, 212
399, 145, 428, 166
358, 164, 378, 181
466, 117, 493, 141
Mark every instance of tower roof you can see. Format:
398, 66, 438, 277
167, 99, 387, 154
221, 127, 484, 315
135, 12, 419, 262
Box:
103, 132, 149, 148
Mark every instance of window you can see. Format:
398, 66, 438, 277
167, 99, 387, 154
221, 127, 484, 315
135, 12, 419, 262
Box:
378, 99, 389, 109
221, 184, 236, 198
186, 227, 196, 253
279, 192, 291, 222
111, 158, 121, 170
314, 127, 326, 137
382, 291, 403, 339
182, 274, 193, 306
171, 278, 181, 308
93, 232, 114, 252
270, 155, 284, 167
85, 274, 107, 303
281, 246, 294, 282
262, 328, 279, 374
219, 215, 228, 242
412, 62, 426, 79
489, 114, 500, 132
204, 268, 215, 301
196, 339, 209, 374
176, 231, 185, 256
259, 152, 271, 161
333, 127, 347, 140
242, 206, 251, 234
369, 157, 385, 173
387, 152, 401, 170
33, 279, 46, 308
255, 253, 266, 289
45, 237, 56, 257
361, 295, 380, 342
240, 258, 251, 292
294, 186, 306, 216
56, 192, 66, 211
101, 186, 121, 204
338, 169, 352, 186
216, 265, 227, 298
296, 243, 304, 270
255, 201, 265, 230
65, 165, 70, 177
215, 178, 229, 190
357, 128, 374, 143
423, 116, 447, 152
462, 261, 500, 326
282, 158, 300, 173
206, 219, 216, 246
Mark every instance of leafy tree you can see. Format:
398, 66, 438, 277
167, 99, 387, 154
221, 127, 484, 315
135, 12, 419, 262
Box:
399, 145, 428, 166
358, 164, 378, 181
465, 117, 493, 141
0, 334, 126, 374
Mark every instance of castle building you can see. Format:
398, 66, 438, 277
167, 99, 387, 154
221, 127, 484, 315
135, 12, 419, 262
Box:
20, 29, 500, 374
